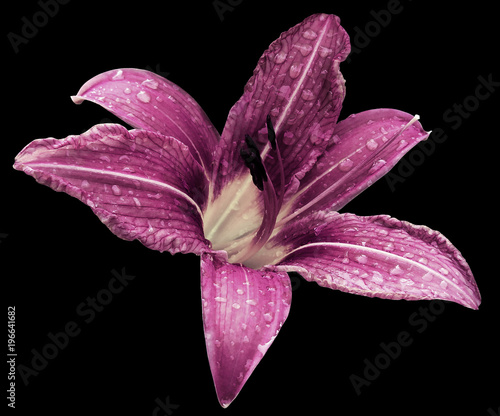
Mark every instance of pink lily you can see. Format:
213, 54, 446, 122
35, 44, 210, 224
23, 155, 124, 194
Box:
13, 13, 480, 408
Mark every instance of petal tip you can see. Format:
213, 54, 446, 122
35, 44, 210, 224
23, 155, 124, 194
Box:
71, 95, 84, 105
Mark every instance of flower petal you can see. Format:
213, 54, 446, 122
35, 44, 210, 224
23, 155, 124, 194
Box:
14, 124, 210, 255
270, 211, 480, 309
201, 252, 292, 407
278, 109, 429, 224
72, 68, 219, 176
213, 13, 350, 198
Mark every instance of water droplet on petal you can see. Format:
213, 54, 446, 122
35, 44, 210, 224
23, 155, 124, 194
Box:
397, 139, 408, 150
301, 89, 315, 101
123, 87, 131, 95
232, 302, 241, 310
296, 43, 313, 56
112, 69, 124, 80
133, 197, 142, 208
440, 280, 448, 289
136, 91, 151, 103
274, 51, 287, 64
215, 297, 227, 303
289, 63, 302, 79
356, 254, 368, 264
422, 272, 434, 282
369, 159, 386, 174
366, 138, 379, 151
339, 158, 354, 172
390, 265, 404, 275
318, 46, 333, 58
111, 185, 122, 196
302, 28, 318, 40
263, 312, 273, 322
245, 299, 257, 306
81, 180, 90, 189
283, 131, 294, 145
141, 79, 159, 89
236, 289, 244, 295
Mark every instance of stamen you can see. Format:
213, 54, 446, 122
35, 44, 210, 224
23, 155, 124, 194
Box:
266, 115, 285, 210
266, 114, 276, 150
240, 134, 267, 191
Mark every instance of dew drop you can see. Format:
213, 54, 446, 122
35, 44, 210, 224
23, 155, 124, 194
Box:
236, 289, 244, 295
111, 185, 122, 196
318, 46, 333, 58
296, 43, 313, 57
283, 131, 295, 145
289, 63, 302, 79
136, 91, 151, 103
112, 69, 124, 80
123, 87, 132, 95
245, 299, 257, 306
338, 158, 354, 172
440, 280, 448, 289
133, 197, 142, 208
422, 272, 434, 282
215, 297, 227, 303
302, 28, 318, 40
263, 312, 273, 322
232, 302, 241, 310
439, 267, 449, 276
366, 138, 379, 151
356, 254, 368, 264
274, 51, 287, 64
369, 159, 386, 174
301, 89, 315, 101
81, 180, 90, 189
390, 264, 404, 275
397, 139, 408, 150
141, 79, 159, 89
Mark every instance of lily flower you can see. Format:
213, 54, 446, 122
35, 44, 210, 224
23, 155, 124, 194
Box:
14, 13, 480, 408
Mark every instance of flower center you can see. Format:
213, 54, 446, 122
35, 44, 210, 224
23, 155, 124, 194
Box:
203, 115, 285, 267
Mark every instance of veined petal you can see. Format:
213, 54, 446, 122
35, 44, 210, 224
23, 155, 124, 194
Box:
72, 68, 219, 176
278, 109, 429, 224
213, 13, 350, 198
269, 211, 480, 309
201, 252, 292, 408
14, 124, 210, 255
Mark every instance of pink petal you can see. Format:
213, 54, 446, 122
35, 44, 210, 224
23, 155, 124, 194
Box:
201, 252, 292, 407
72, 68, 219, 176
14, 124, 210, 255
271, 211, 480, 309
212, 13, 350, 198
279, 109, 429, 224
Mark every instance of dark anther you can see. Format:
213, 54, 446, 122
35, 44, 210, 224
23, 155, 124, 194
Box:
266, 114, 276, 150
240, 134, 267, 191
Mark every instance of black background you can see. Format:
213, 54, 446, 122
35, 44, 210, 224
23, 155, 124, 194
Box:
3, 0, 499, 415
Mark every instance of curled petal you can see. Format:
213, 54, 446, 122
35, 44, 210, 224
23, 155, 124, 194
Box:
201, 252, 292, 407
269, 211, 480, 309
72, 68, 219, 176
213, 13, 350, 198
279, 109, 429, 224
14, 124, 210, 255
